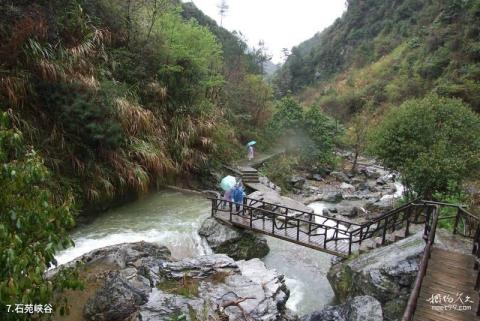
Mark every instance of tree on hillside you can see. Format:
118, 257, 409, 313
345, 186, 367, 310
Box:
217, 0, 229, 26
369, 95, 480, 199
302, 106, 338, 167
345, 108, 374, 173
269, 98, 339, 167
253, 40, 272, 74
269, 96, 304, 145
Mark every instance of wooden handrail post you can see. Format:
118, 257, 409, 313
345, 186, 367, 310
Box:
382, 217, 388, 245
249, 208, 253, 228
211, 199, 215, 217
405, 207, 411, 237
308, 221, 312, 241
348, 233, 352, 255
324, 227, 328, 247
296, 219, 300, 241
285, 215, 288, 236
453, 207, 461, 235
272, 216, 275, 235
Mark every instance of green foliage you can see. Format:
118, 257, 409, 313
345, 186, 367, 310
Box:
269, 96, 304, 137
0, 1, 275, 317
0, 0, 274, 207
369, 95, 480, 198
342, 109, 373, 172
302, 106, 338, 167
269, 97, 339, 167
0, 113, 81, 320
276, 0, 480, 115
260, 155, 298, 191
39, 82, 124, 150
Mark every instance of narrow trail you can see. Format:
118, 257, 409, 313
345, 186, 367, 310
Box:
235, 147, 286, 168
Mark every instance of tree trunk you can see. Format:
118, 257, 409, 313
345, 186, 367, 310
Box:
351, 149, 359, 174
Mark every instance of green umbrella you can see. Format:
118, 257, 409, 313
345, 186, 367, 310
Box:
220, 175, 236, 191
247, 141, 256, 146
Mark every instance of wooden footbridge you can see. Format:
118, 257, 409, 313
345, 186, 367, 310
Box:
208, 196, 480, 320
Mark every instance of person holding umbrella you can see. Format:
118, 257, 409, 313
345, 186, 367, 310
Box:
247, 141, 256, 161
232, 180, 246, 212
220, 175, 236, 208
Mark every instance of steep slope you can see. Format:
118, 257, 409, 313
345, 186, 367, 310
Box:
276, 0, 480, 118
0, 0, 270, 212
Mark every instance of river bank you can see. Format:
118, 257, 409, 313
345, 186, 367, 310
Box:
54, 151, 405, 320
55, 189, 337, 317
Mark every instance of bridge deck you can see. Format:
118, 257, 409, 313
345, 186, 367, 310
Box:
215, 211, 351, 257
413, 247, 480, 321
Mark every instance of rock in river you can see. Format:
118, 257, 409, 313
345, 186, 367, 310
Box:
301, 295, 383, 321
198, 217, 270, 260
327, 231, 425, 321
52, 242, 293, 321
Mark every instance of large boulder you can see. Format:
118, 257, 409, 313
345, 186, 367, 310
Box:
327, 231, 425, 321
365, 198, 395, 214
331, 171, 351, 183
140, 255, 292, 321
198, 217, 270, 260
57, 242, 294, 321
301, 295, 383, 321
84, 270, 151, 320
360, 167, 382, 179
289, 175, 306, 189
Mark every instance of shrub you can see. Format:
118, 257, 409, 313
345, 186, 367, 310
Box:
260, 155, 298, 191
38, 83, 124, 150
0, 112, 80, 319
369, 94, 480, 199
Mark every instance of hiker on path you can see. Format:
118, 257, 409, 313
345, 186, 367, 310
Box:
247, 144, 255, 161
223, 188, 232, 208
232, 182, 245, 212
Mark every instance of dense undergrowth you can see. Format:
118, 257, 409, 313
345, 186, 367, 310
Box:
0, 1, 276, 316
0, 0, 273, 211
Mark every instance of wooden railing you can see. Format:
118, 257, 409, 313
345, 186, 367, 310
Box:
209, 195, 480, 317
402, 204, 440, 321
401, 202, 480, 321
209, 197, 363, 256
473, 221, 480, 316
349, 200, 424, 247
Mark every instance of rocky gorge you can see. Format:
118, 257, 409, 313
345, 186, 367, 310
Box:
51, 242, 295, 321
52, 153, 420, 321
282, 152, 404, 223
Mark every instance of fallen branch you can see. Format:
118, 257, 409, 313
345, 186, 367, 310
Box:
220, 295, 256, 321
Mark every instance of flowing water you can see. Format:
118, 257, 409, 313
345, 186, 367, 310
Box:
55, 189, 336, 317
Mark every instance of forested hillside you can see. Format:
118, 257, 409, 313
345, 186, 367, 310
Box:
276, 0, 480, 119
0, 1, 279, 314
0, 0, 273, 212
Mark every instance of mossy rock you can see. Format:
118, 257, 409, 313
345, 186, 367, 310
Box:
215, 232, 270, 260
199, 217, 270, 260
